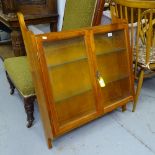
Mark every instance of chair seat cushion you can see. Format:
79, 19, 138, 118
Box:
134, 45, 155, 64
4, 56, 35, 97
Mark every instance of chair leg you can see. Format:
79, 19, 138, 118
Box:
5, 71, 15, 95
132, 70, 144, 112
24, 96, 35, 128
122, 104, 127, 112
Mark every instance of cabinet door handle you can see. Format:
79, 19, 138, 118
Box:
96, 71, 105, 88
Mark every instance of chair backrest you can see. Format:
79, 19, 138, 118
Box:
17, 12, 53, 146
138, 9, 155, 65
62, 0, 105, 30
110, 0, 155, 69
110, 1, 155, 44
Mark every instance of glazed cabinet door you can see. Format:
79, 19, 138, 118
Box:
39, 32, 100, 134
93, 26, 133, 113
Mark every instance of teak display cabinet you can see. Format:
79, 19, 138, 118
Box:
19, 15, 135, 148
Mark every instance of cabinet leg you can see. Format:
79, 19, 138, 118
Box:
122, 104, 126, 112
48, 138, 53, 149
11, 30, 26, 56
24, 97, 35, 128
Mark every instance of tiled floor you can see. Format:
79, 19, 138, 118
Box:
0, 59, 155, 155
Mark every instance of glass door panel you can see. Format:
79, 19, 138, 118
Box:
43, 37, 97, 127
94, 30, 131, 107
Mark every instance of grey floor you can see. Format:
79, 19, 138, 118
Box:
0, 59, 155, 155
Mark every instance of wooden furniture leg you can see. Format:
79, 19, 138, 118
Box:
24, 96, 35, 128
50, 21, 58, 32
122, 104, 127, 112
5, 71, 15, 95
48, 138, 53, 149
133, 69, 144, 112
11, 30, 26, 56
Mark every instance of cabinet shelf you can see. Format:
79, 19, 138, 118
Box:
47, 47, 126, 69
96, 47, 126, 56
47, 55, 87, 69
104, 95, 133, 113
104, 74, 129, 84
55, 86, 92, 103
54, 74, 129, 103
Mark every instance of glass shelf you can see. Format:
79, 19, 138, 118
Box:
96, 47, 126, 56
55, 87, 92, 103
47, 47, 126, 69
47, 56, 87, 68
54, 74, 129, 103
102, 74, 129, 85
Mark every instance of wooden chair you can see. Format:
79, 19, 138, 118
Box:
4, 56, 35, 128
3, 0, 105, 128
110, 0, 155, 111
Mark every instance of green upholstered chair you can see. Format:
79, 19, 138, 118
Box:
4, 0, 105, 128
4, 56, 35, 128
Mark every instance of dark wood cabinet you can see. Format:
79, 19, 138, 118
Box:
1, 0, 15, 14
0, 0, 58, 56
1, 0, 57, 15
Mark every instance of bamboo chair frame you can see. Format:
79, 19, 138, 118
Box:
110, 0, 155, 111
